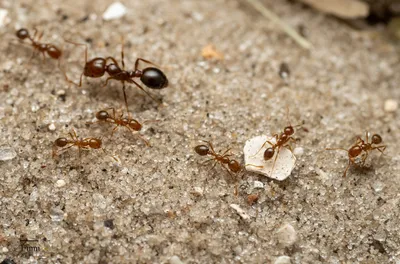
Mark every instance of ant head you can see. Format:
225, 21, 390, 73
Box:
194, 145, 209, 156
264, 147, 275, 160
284, 126, 294, 136
371, 134, 382, 144
55, 137, 68, 147
16, 28, 29, 40
89, 138, 102, 149
349, 145, 362, 158
129, 120, 142, 131
140, 67, 168, 89
96, 110, 109, 120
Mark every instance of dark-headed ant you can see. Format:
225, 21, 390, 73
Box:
326, 132, 386, 177
247, 108, 302, 174
89, 108, 153, 146
52, 129, 108, 159
64, 38, 168, 112
194, 140, 242, 194
16, 28, 62, 65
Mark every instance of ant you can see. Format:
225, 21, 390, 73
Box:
89, 108, 153, 146
16, 28, 62, 65
194, 140, 242, 194
247, 108, 302, 174
64, 38, 168, 113
326, 132, 386, 177
52, 129, 107, 159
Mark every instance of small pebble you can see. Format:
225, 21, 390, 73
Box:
0, 147, 17, 161
244, 135, 296, 181
55, 179, 66, 188
170, 255, 184, 264
102, 2, 127, 21
1, 247, 8, 253
0, 9, 10, 28
230, 204, 250, 220
253, 181, 264, 189
192, 187, 204, 197
48, 123, 56, 131
276, 223, 297, 246
384, 99, 398, 112
293, 147, 304, 156
274, 256, 291, 264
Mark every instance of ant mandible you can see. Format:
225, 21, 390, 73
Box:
326, 132, 386, 177
64, 38, 168, 113
89, 108, 153, 146
194, 140, 242, 194
52, 129, 107, 159
248, 108, 302, 173
16, 28, 62, 66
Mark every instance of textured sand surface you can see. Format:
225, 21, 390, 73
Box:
0, 0, 399, 263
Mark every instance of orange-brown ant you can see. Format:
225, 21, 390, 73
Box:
52, 129, 108, 159
247, 108, 302, 174
64, 38, 168, 112
88, 108, 153, 146
194, 140, 242, 194
16, 28, 62, 65
326, 132, 386, 177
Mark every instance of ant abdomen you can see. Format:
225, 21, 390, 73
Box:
46, 45, 62, 59
55, 137, 69, 147
140, 67, 168, 89
194, 145, 209, 156
84, 58, 107, 77
228, 160, 241, 172
264, 147, 275, 160
16, 28, 29, 40
96, 110, 110, 120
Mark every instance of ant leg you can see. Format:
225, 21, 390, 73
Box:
220, 148, 231, 156
342, 158, 354, 177
128, 79, 160, 105
37, 31, 44, 41
120, 36, 125, 70
373, 145, 386, 154
127, 126, 150, 146
361, 152, 369, 166
200, 158, 214, 165
52, 144, 74, 158
251, 140, 274, 158
325, 147, 348, 152
110, 125, 120, 137
122, 82, 130, 113
104, 56, 120, 67
365, 131, 369, 143
245, 163, 263, 168
270, 146, 280, 176
134, 58, 160, 70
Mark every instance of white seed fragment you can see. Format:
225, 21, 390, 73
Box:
0, 146, 17, 161
253, 181, 264, 189
276, 223, 297, 246
102, 2, 127, 21
244, 135, 296, 181
55, 179, 66, 188
48, 123, 56, 131
274, 256, 291, 264
293, 147, 304, 156
170, 255, 184, 264
230, 204, 250, 220
384, 99, 398, 112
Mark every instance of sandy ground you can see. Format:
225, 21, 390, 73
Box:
0, 0, 399, 263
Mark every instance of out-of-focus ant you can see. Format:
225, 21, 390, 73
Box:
194, 140, 242, 194
64, 38, 168, 112
89, 108, 154, 146
52, 129, 108, 159
16, 28, 63, 66
326, 132, 386, 177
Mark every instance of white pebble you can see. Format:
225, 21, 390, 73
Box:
55, 179, 66, 188
192, 187, 204, 197
48, 123, 56, 131
102, 2, 127, 21
0, 9, 10, 28
384, 99, 398, 112
170, 255, 184, 264
253, 181, 264, 189
1, 247, 8, 253
274, 256, 291, 264
276, 223, 297, 246
0, 146, 17, 161
244, 135, 296, 181
230, 204, 250, 220
293, 147, 304, 156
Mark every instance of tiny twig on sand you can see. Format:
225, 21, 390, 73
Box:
244, 0, 313, 50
